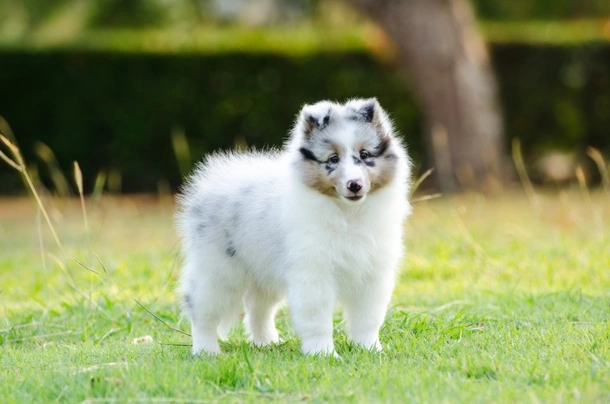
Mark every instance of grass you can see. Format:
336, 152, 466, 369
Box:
1, 186, 609, 402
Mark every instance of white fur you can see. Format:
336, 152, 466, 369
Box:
176, 99, 411, 355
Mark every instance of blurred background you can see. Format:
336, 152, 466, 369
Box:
0, 0, 609, 195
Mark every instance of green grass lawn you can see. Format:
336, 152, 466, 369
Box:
1, 190, 609, 402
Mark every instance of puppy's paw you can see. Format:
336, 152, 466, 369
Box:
192, 342, 221, 356
301, 338, 335, 356
369, 340, 383, 352
249, 329, 281, 347
351, 338, 383, 352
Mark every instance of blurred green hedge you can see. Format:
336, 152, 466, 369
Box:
0, 51, 422, 193
0, 43, 609, 193
493, 43, 609, 157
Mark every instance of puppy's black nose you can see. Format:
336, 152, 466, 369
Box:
347, 180, 363, 193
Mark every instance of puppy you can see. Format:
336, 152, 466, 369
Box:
176, 98, 411, 355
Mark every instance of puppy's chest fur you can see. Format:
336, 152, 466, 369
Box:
291, 204, 397, 278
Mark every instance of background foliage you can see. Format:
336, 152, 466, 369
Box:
1, 0, 609, 32
473, 0, 609, 20
1, 43, 609, 193
0, 0, 609, 193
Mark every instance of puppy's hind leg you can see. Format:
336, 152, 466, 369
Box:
244, 284, 283, 347
183, 254, 245, 355
217, 307, 241, 341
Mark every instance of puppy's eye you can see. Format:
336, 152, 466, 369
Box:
329, 154, 340, 164
359, 150, 370, 160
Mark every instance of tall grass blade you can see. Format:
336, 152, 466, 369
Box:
410, 168, 434, 197
511, 138, 539, 207
576, 165, 590, 200
412, 193, 442, 203
0, 116, 16, 142
576, 165, 595, 214
586, 147, 609, 193
575, 165, 601, 233
410, 168, 441, 203
92, 170, 107, 199
159, 342, 191, 347
0, 149, 21, 171
34, 141, 71, 196
0, 134, 64, 251
95, 253, 108, 274
171, 126, 192, 178
37, 209, 47, 273
74, 161, 91, 256
48, 254, 114, 321
132, 297, 191, 337
1, 134, 23, 170
72, 257, 101, 276
242, 341, 255, 373
74, 161, 84, 195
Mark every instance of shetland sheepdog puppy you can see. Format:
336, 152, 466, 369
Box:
176, 98, 411, 355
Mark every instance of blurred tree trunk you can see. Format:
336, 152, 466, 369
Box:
349, 0, 505, 191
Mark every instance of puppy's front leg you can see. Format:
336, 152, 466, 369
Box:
287, 273, 336, 355
342, 274, 395, 351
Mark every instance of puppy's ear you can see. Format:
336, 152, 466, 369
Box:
300, 102, 332, 138
353, 98, 378, 123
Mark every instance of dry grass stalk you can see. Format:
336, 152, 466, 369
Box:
586, 147, 609, 194
2, 129, 187, 338
34, 141, 71, 196
511, 138, 539, 208
1, 133, 63, 250
410, 167, 442, 203
171, 126, 192, 178
74, 161, 91, 253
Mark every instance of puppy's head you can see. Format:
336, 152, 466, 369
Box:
290, 98, 404, 204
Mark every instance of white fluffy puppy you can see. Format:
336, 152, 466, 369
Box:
176, 98, 411, 355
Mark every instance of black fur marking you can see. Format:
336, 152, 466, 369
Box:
306, 108, 331, 131
226, 243, 236, 257
384, 153, 398, 160
354, 154, 375, 167
359, 102, 375, 123
300, 147, 321, 163
325, 163, 336, 174
373, 136, 391, 157
322, 110, 331, 127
